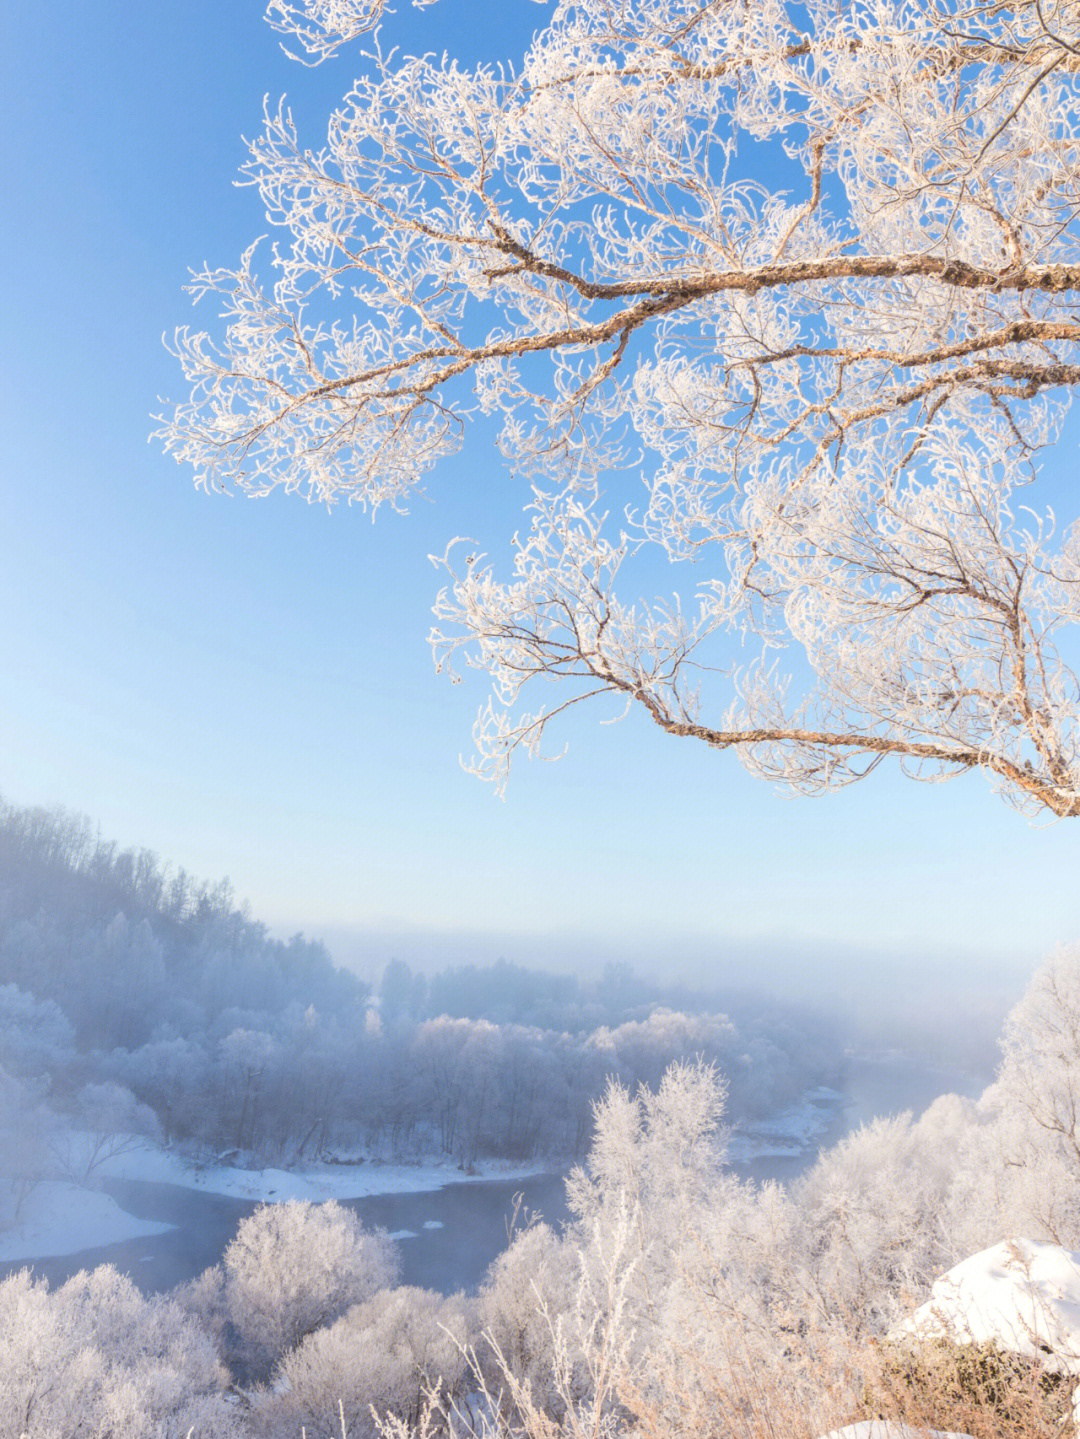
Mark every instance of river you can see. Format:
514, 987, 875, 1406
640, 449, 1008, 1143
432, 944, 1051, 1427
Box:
1, 1050, 987, 1298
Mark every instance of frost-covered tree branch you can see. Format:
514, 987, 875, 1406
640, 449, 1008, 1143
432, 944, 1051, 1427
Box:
160, 0, 1080, 812
265, 0, 440, 65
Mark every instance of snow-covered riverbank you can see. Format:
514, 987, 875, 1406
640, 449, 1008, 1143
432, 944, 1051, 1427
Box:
2, 1054, 990, 1268
0, 1144, 545, 1263
726, 1086, 844, 1163
0, 1180, 173, 1262
98, 1142, 545, 1203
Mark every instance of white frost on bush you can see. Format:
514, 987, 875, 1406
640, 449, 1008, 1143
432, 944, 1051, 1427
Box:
258, 1285, 472, 1438
0, 1265, 242, 1439
223, 1198, 401, 1371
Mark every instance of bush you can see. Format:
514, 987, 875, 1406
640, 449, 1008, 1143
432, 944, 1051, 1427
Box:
253, 1286, 473, 1439
0, 1264, 242, 1439
222, 1199, 400, 1376
477, 1221, 583, 1419
863, 1336, 1074, 1439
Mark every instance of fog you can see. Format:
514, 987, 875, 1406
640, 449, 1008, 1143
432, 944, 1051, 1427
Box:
0, 792, 1003, 1280
315, 918, 1023, 1076
0, 796, 852, 1203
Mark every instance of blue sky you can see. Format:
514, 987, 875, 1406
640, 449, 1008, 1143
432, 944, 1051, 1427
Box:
2, 0, 1078, 1024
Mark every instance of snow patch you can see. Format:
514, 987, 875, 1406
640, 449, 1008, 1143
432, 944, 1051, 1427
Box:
727, 1087, 843, 1162
0, 1181, 173, 1262
898, 1238, 1080, 1373
822, 1424, 974, 1439
96, 1141, 544, 1203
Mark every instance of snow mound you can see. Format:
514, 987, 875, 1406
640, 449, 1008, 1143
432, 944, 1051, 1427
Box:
0, 1181, 173, 1261
822, 1425, 973, 1439
897, 1238, 1080, 1373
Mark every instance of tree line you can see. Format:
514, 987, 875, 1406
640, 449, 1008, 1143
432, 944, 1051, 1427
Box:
0, 797, 839, 1220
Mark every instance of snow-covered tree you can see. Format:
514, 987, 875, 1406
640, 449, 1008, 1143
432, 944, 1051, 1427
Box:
568, 1058, 733, 1247
119, 1035, 211, 1146
791, 1112, 957, 1334
258, 1286, 473, 1439
53, 1080, 163, 1184
945, 948, 1080, 1249
477, 1221, 583, 1419
0, 1265, 241, 1439
218, 1028, 279, 1154
997, 949, 1080, 1166
0, 1066, 58, 1230
0, 984, 74, 1077
161, 0, 1080, 815
222, 1198, 401, 1372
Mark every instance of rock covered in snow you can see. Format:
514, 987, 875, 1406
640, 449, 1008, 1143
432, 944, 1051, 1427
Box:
896, 1237, 1080, 1373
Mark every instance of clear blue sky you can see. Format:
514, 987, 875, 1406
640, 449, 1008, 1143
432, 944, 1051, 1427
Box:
2, 0, 1078, 1026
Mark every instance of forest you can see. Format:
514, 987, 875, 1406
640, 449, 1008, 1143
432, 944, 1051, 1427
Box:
0, 796, 840, 1221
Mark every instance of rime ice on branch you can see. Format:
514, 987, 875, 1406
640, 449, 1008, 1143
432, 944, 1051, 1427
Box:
160, 0, 1080, 815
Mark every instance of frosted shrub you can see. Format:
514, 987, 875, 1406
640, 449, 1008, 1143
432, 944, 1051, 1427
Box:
478, 1221, 583, 1418
171, 1263, 229, 1351
223, 1199, 401, 1374
567, 1059, 736, 1266
791, 1113, 957, 1334
255, 1285, 473, 1439
0, 1264, 241, 1439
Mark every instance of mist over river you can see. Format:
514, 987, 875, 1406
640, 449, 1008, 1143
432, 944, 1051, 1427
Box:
1, 1051, 987, 1297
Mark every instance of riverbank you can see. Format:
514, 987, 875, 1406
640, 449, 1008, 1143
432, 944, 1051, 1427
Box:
726, 1085, 844, 1163
1, 1053, 990, 1272
99, 1142, 547, 1203
0, 1144, 546, 1264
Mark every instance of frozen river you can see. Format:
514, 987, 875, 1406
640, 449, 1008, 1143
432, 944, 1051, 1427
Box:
1, 1050, 987, 1297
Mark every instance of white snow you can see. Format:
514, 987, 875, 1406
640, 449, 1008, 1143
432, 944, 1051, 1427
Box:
0, 1181, 173, 1262
897, 1238, 1080, 1373
423, 1219, 444, 1229
727, 1086, 842, 1162
826, 1243, 1080, 1439
96, 1140, 543, 1203
0, 1137, 543, 1265
821, 1425, 973, 1439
